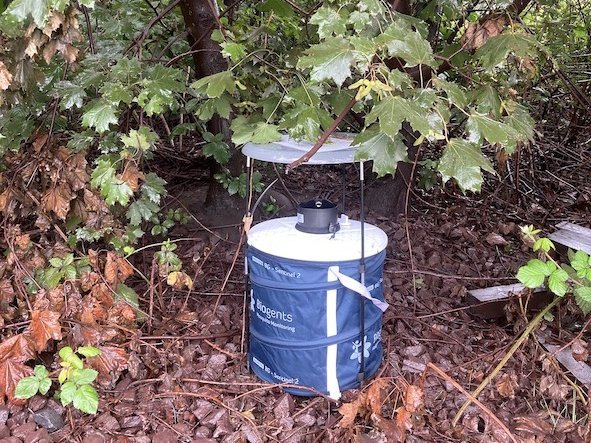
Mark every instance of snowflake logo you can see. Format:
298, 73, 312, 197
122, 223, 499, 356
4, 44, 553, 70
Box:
349, 336, 371, 363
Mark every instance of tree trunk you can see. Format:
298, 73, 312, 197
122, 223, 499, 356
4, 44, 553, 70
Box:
179, 0, 242, 212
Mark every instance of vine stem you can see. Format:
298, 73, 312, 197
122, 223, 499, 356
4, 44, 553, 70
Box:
451, 296, 561, 426
285, 95, 357, 172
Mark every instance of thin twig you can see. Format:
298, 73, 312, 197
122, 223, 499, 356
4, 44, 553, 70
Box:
427, 363, 518, 443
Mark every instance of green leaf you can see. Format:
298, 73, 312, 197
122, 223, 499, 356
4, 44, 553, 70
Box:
230, 116, 281, 145
90, 159, 116, 189
191, 71, 235, 98
472, 86, 502, 118
193, 95, 233, 120
33, 365, 49, 379
377, 23, 436, 67
533, 238, 555, 253
121, 127, 157, 152
309, 6, 348, 39
297, 37, 359, 86
70, 368, 98, 385
280, 106, 330, 142
365, 97, 406, 141
575, 287, 591, 315
55, 81, 87, 110
516, 259, 552, 288
38, 376, 51, 395
141, 173, 167, 204
548, 268, 569, 296
438, 139, 495, 192
111, 58, 142, 85
77, 346, 101, 358
63, 265, 77, 281
82, 100, 119, 134
220, 41, 246, 62
126, 197, 160, 226
49, 257, 63, 268
100, 82, 133, 106
203, 139, 230, 165
102, 178, 133, 206
59, 381, 77, 406
353, 128, 408, 177
73, 385, 99, 414
476, 32, 537, 72
115, 283, 139, 309
59, 346, 84, 370
434, 78, 468, 108
467, 113, 519, 146
43, 267, 62, 289
15, 376, 39, 399
4, 0, 50, 27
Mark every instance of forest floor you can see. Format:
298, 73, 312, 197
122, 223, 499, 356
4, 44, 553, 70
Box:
2, 116, 591, 442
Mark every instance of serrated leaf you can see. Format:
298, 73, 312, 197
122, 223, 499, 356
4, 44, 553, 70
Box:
548, 268, 568, 296
297, 37, 359, 86
377, 23, 436, 67
220, 41, 246, 62
28, 309, 62, 351
33, 365, 49, 379
15, 376, 39, 399
434, 78, 468, 108
575, 287, 591, 315
191, 71, 235, 98
38, 376, 51, 395
280, 106, 330, 142
126, 198, 159, 226
82, 100, 118, 133
77, 346, 101, 358
516, 259, 551, 288
203, 139, 230, 164
49, 257, 63, 268
310, 6, 348, 39
472, 85, 502, 118
353, 129, 408, 177
4, 0, 50, 27
141, 173, 167, 204
55, 81, 87, 110
73, 384, 99, 414
194, 94, 233, 120
121, 127, 157, 152
438, 139, 495, 192
467, 113, 519, 146
533, 238, 555, 253
90, 159, 116, 189
102, 178, 132, 206
59, 381, 77, 406
71, 368, 98, 385
115, 283, 139, 309
364, 97, 406, 141
100, 82, 133, 106
230, 116, 281, 145
476, 32, 537, 72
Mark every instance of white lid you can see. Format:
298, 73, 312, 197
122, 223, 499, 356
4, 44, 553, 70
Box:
247, 217, 388, 262
242, 132, 358, 165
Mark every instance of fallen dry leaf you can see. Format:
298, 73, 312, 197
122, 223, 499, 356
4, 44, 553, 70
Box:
87, 345, 129, 386
366, 378, 388, 415
486, 232, 509, 246
166, 271, 194, 290
104, 251, 133, 286
42, 182, 73, 220
0, 279, 15, 303
120, 163, 144, 192
571, 338, 588, 362
0, 334, 35, 403
27, 309, 62, 351
496, 371, 518, 398
338, 395, 364, 428
403, 384, 423, 414
0, 61, 12, 90
461, 16, 507, 51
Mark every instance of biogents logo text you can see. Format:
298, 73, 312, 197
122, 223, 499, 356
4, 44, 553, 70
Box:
256, 299, 293, 322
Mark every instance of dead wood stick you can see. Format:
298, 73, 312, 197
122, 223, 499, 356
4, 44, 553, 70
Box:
286, 95, 357, 172
427, 363, 518, 443
451, 297, 560, 426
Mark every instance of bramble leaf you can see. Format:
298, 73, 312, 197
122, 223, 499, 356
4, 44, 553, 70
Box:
575, 287, 591, 315
533, 238, 555, 253
548, 268, 568, 296
59, 381, 76, 406
15, 376, 39, 399
73, 384, 99, 414
517, 259, 552, 288
77, 346, 101, 358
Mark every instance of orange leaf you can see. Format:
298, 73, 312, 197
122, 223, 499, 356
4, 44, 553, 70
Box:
395, 406, 412, 433
0, 279, 15, 303
0, 359, 32, 403
367, 378, 389, 415
104, 252, 133, 286
0, 334, 35, 363
403, 385, 424, 414
27, 310, 62, 351
120, 163, 144, 192
41, 182, 73, 220
87, 346, 128, 386
0, 61, 12, 90
338, 397, 361, 428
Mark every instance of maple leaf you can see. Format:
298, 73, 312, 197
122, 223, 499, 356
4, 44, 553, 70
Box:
0, 334, 35, 403
26, 309, 62, 351
104, 251, 133, 286
41, 182, 74, 220
0, 61, 13, 90
0, 279, 15, 303
367, 378, 388, 415
338, 392, 366, 428
86, 346, 128, 386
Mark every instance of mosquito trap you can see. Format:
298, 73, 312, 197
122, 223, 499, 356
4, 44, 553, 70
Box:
242, 133, 389, 400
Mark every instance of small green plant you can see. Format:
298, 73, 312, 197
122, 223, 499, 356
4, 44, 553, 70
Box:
261, 196, 280, 216
15, 346, 102, 415
517, 225, 591, 314
36, 254, 91, 290
151, 208, 189, 236
155, 240, 182, 275
214, 171, 263, 198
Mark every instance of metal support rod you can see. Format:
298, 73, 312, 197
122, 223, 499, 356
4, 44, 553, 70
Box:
358, 161, 366, 382
243, 157, 252, 361
341, 164, 346, 214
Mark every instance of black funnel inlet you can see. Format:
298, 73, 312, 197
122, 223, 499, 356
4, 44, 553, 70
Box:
295, 199, 340, 234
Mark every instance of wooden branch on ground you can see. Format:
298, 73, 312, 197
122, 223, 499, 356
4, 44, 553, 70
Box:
466, 283, 552, 319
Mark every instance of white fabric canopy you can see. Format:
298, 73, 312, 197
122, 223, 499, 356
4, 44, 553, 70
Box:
242, 133, 359, 164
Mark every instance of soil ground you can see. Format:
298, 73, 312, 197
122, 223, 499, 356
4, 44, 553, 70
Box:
1, 117, 591, 442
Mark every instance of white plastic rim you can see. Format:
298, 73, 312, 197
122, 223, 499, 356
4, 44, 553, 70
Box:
247, 217, 388, 262
242, 133, 358, 165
